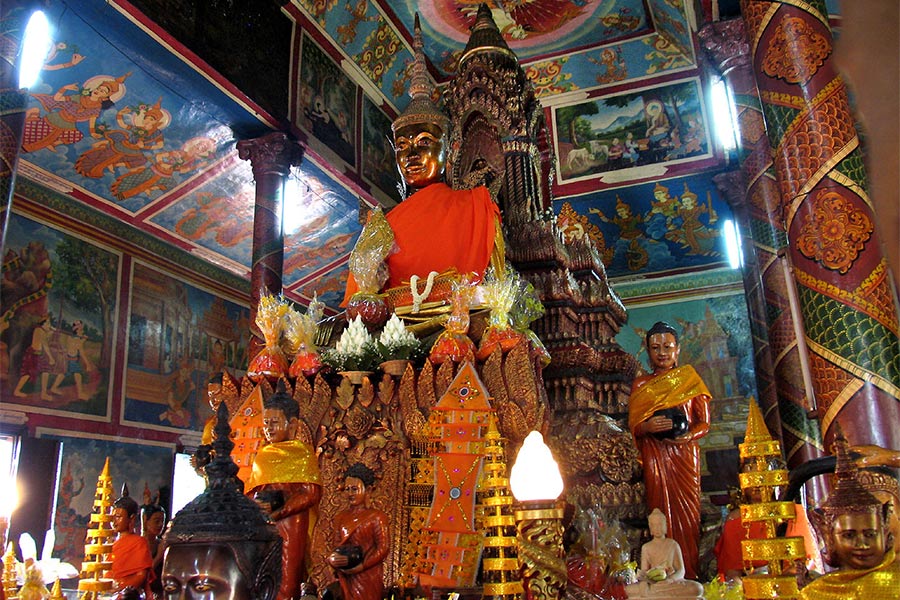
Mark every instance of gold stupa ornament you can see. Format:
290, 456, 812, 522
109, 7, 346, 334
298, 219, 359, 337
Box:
49, 579, 65, 600
476, 417, 523, 599
738, 399, 805, 599
3, 542, 18, 600
77, 457, 115, 600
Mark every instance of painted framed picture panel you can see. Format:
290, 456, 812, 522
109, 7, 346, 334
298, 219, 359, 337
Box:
553, 76, 717, 193
1, 211, 120, 421
295, 31, 359, 169
555, 173, 733, 279
122, 261, 250, 433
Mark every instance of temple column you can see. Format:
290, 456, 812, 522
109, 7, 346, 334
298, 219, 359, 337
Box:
236, 132, 303, 357
700, 20, 825, 496
0, 1, 33, 252
739, 1, 900, 448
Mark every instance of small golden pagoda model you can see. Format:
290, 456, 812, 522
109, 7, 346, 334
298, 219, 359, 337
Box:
476, 418, 523, 599
49, 579, 65, 600
738, 399, 805, 599
77, 457, 115, 600
3, 543, 18, 600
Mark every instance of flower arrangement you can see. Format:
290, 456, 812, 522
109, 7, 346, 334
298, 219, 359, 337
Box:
285, 294, 325, 378
376, 314, 422, 362
321, 315, 380, 373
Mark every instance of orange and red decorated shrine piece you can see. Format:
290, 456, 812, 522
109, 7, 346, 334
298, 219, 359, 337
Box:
417, 362, 494, 590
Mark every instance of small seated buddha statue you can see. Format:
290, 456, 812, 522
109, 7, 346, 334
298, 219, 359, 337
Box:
799, 436, 900, 599
342, 16, 502, 329
625, 509, 704, 599
162, 402, 282, 600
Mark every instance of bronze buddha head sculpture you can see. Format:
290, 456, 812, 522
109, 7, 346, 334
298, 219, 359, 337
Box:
811, 435, 893, 570
392, 15, 450, 193
162, 403, 281, 599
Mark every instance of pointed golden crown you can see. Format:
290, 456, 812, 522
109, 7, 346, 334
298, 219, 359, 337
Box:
392, 14, 449, 135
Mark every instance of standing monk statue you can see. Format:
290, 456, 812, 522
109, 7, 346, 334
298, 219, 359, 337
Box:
246, 382, 322, 600
326, 463, 390, 600
108, 486, 153, 598
628, 321, 711, 579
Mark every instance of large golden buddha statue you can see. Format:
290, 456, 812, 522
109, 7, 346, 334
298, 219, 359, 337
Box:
800, 436, 900, 599
342, 16, 502, 327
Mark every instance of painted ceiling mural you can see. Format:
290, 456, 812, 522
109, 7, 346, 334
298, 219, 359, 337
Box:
14, 0, 711, 313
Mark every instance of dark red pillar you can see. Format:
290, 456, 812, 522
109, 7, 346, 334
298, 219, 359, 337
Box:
236, 132, 303, 359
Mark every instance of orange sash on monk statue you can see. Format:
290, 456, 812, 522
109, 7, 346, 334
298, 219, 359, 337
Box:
343, 183, 498, 306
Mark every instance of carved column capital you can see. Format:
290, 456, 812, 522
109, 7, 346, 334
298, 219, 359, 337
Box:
698, 18, 752, 76
713, 170, 748, 209
237, 131, 303, 179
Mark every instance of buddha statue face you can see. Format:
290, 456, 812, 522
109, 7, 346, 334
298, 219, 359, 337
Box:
261, 407, 296, 444
647, 332, 680, 372
394, 122, 447, 191
345, 476, 366, 508
829, 511, 887, 570
648, 510, 667, 539
162, 545, 252, 600
112, 507, 137, 534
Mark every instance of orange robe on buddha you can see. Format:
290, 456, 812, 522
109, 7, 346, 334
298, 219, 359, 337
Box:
629, 365, 711, 580
332, 507, 390, 600
343, 183, 498, 305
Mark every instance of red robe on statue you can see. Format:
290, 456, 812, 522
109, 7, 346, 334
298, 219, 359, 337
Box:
332, 507, 390, 600
343, 183, 498, 305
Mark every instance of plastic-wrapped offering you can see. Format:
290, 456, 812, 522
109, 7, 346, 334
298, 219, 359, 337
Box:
347, 207, 394, 326
429, 276, 477, 364
476, 267, 525, 359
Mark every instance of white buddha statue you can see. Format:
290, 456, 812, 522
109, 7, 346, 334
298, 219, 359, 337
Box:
625, 509, 704, 599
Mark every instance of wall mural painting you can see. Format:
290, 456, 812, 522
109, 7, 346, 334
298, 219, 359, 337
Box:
619, 292, 758, 494
527, 33, 695, 102
554, 77, 711, 184
123, 263, 250, 432
292, 267, 350, 315
296, 32, 358, 167
150, 156, 256, 269
17, 0, 228, 214
555, 173, 732, 278
648, 0, 694, 58
282, 159, 361, 300
1, 213, 119, 418
361, 95, 401, 204
44, 432, 173, 568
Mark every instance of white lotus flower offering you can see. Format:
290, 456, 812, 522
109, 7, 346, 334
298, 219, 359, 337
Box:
380, 313, 416, 348
377, 313, 421, 363
336, 315, 372, 356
